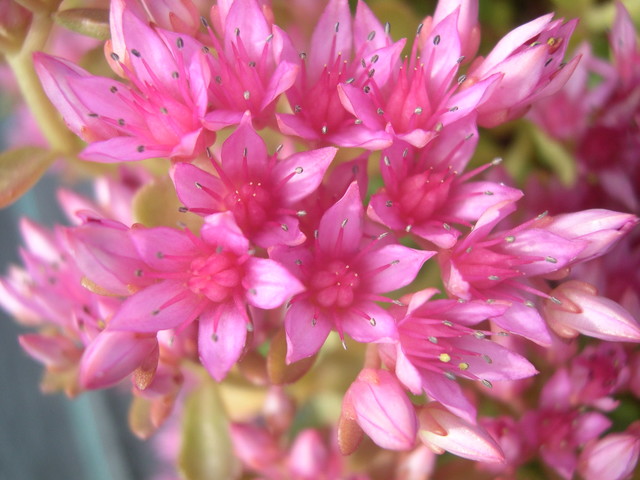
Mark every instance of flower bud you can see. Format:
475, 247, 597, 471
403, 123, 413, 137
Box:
341, 368, 417, 451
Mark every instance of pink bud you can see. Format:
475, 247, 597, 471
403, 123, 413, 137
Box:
79, 331, 158, 389
418, 403, 505, 463
19, 333, 83, 369
543, 281, 640, 342
544, 209, 639, 263
578, 423, 640, 480
230, 423, 281, 472
288, 429, 330, 479
341, 368, 417, 451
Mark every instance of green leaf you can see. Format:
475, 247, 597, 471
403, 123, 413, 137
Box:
529, 124, 577, 187
178, 378, 241, 480
0, 146, 54, 208
55, 8, 110, 41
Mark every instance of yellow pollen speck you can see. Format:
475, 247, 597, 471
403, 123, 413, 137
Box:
439, 353, 451, 363
458, 362, 469, 371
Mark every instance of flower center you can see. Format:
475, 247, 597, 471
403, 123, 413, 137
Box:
225, 181, 274, 236
309, 260, 361, 309
187, 251, 243, 302
396, 168, 454, 224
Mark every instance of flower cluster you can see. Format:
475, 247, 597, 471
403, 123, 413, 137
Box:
1, 0, 640, 478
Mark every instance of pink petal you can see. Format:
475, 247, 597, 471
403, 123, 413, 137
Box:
109, 280, 203, 332
171, 162, 225, 213
363, 245, 435, 293
131, 226, 199, 271
260, 61, 299, 110
273, 147, 337, 203
420, 370, 477, 424
453, 336, 538, 380
308, 0, 352, 80
198, 303, 247, 381
220, 115, 268, 179
243, 258, 305, 309
200, 212, 249, 255
318, 182, 364, 256
340, 302, 397, 343
80, 136, 169, 163
223, 0, 271, 60
285, 300, 332, 363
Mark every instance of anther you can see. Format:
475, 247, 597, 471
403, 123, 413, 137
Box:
346, 77, 355, 84
488, 275, 500, 281
384, 22, 391, 34
458, 362, 469, 371
110, 86, 118, 93
369, 318, 376, 326
481, 379, 493, 388
505, 235, 515, 243
110, 52, 120, 61
433, 35, 441, 45
176, 37, 184, 49
281, 224, 289, 232
385, 200, 393, 207
484, 191, 494, 196
243, 91, 250, 100
295, 166, 304, 174
383, 155, 391, 166
234, 27, 240, 36
545, 256, 558, 263
131, 49, 141, 57
334, 22, 340, 33
457, 74, 467, 84
428, 336, 438, 344
417, 23, 423, 35
341, 219, 348, 228
321, 125, 328, 134
368, 31, 376, 41
370, 54, 379, 63
439, 353, 451, 363
137, 145, 145, 152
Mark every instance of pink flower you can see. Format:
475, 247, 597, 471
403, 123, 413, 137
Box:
271, 182, 434, 363
107, 212, 304, 380
386, 289, 537, 423
340, 368, 418, 451
438, 202, 587, 346
200, 0, 299, 130
276, 0, 405, 148
368, 118, 522, 248
465, 13, 580, 127
172, 114, 336, 247
36, 0, 215, 162
338, 8, 499, 148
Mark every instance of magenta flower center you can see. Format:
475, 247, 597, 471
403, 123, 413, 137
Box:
310, 260, 361, 309
396, 169, 454, 224
188, 251, 243, 302
225, 181, 274, 235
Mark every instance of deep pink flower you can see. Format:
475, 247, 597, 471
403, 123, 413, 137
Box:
200, 0, 299, 130
277, 0, 405, 148
171, 114, 336, 247
107, 212, 304, 380
340, 368, 418, 451
271, 182, 434, 363
35, 0, 214, 162
368, 118, 522, 248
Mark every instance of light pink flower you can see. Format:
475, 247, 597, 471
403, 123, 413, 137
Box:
171, 114, 336, 247
271, 182, 434, 363
465, 13, 580, 127
578, 422, 640, 480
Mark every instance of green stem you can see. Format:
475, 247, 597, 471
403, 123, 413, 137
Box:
6, 10, 81, 156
